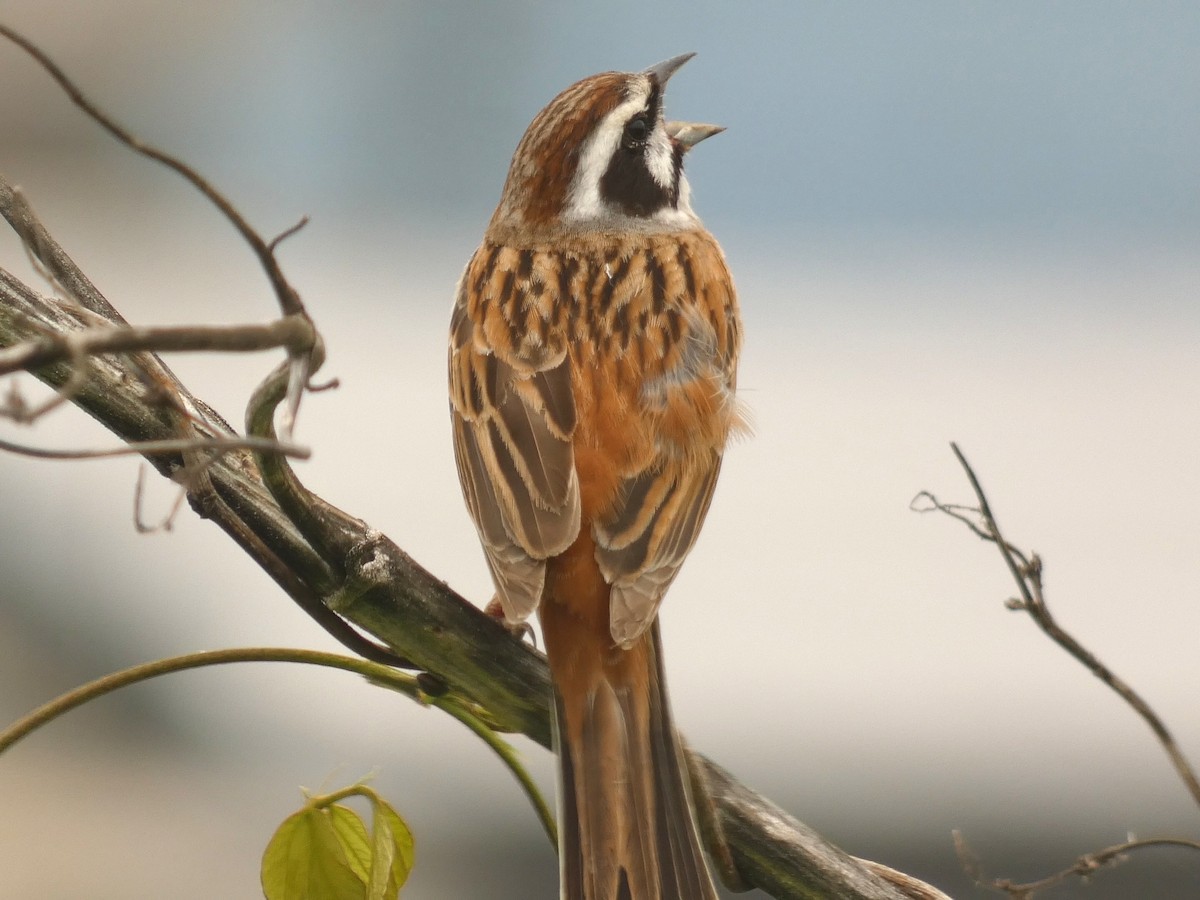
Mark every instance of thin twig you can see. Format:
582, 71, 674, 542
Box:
268, 216, 311, 253
0, 23, 322, 450
953, 829, 1200, 899
0, 24, 305, 319
0, 433, 308, 461
0, 316, 316, 377
945, 442, 1200, 809
916, 443, 1200, 895
1, 343, 91, 422
134, 464, 173, 533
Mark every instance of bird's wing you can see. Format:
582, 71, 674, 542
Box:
592, 264, 743, 648
448, 245, 581, 623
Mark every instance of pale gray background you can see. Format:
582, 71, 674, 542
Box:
1, 3, 1199, 898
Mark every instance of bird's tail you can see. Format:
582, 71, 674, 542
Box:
541, 605, 718, 900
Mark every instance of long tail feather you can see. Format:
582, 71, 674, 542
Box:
547, 616, 717, 900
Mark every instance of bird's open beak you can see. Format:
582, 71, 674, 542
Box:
647, 55, 724, 149
666, 121, 726, 150
644, 52, 696, 86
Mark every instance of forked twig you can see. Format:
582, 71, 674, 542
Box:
0, 25, 318, 439
0, 27, 405, 667
916, 442, 1200, 808
953, 830, 1200, 899
913, 442, 1200, 895
0, 24, 304, 320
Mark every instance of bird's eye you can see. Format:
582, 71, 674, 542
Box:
624, 116, 650, 147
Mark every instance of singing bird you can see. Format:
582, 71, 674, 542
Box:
449, 53, 743, 899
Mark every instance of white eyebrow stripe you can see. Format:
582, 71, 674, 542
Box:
564, 86, 649, 222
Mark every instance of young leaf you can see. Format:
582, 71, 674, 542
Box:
368, 796, 414, 899
327, 804, 372, 885
261, 806, 367, 900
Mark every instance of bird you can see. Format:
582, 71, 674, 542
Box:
448, 52, 743, 900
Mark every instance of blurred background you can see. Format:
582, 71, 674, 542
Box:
2, 2, 1199, 898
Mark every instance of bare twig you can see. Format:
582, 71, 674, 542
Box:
0, 317, 317, 378
0, 24, 320, 445
1, 181, 130, 326
923, 442, 1200, 809
134, 464, 178, 533
0, 434, 309, 461
0, 303, 315, 432
268, 216, 311, 253
0, 24, 305, 320
953, 829, 1200, 899
916, 442, 1200, 894
0, 342, 91, 423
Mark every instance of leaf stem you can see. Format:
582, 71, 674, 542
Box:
0, 646, 555, 849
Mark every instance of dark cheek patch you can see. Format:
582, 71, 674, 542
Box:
599, 140, 679, 217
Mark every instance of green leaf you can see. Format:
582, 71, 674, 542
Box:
367, 812, 394, 900
370, 796, 415, 898
264, 785, 414, 900
261, 806, 367, 900
327, 804, 372, 885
